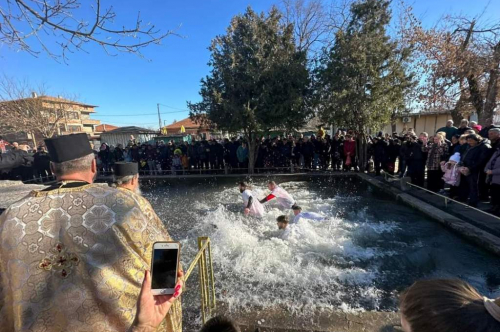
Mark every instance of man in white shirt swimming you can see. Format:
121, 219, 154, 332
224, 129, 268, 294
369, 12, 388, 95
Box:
259, 181, 296, 209
239, 181, 265, 217
291, 205, 325, 224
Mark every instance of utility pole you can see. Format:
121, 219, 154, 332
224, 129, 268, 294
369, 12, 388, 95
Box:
157, 103, 162, 132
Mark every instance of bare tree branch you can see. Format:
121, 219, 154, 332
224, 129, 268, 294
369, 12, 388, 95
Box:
0, 0, 181, 61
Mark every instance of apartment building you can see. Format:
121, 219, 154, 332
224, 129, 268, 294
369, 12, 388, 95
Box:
0, 94, 102, 145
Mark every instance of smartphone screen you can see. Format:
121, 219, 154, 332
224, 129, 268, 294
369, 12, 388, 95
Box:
152, 247, 179, 290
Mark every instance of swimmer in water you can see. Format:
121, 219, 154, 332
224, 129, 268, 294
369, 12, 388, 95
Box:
277, 215, 289, 230
239, 181, 265, 217
291, 205, 325, 224
276, 215, 291, 239
259, 181, 296, 209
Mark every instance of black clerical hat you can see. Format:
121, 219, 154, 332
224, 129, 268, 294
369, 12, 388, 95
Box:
44, 133, 93, 163
114, 162, 138, 177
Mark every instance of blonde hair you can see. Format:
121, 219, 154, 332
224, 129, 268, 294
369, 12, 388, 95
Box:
434, 134, 445, 143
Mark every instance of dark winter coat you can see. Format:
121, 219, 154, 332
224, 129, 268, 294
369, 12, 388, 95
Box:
461, 141, 491, 174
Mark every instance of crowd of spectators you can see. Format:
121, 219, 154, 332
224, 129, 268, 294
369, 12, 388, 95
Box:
92, 130, 362, 175
91, 117, 500, 214
2, 118, 500, 213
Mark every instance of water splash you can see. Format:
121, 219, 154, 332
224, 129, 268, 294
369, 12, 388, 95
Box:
144, 178, 500, 315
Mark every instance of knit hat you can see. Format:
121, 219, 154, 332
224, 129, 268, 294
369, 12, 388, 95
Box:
472, 124, 482, 132
449, 152, 461, 163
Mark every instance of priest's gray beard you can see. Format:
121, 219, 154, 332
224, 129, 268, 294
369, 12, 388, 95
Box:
134, 187, 142, 196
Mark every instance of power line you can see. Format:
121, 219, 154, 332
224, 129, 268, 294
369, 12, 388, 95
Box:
92, 110, 187, 117
101, 121, 159, 125
158, 104, 190, 112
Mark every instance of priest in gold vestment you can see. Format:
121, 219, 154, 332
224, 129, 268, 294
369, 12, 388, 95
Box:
0, 134, 182, 332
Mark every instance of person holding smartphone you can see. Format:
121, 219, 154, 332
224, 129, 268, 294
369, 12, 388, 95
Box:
128, 269, 184, 332
0, 134, 183, 332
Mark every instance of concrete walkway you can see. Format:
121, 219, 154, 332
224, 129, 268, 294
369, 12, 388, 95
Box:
215, 304, 402, 332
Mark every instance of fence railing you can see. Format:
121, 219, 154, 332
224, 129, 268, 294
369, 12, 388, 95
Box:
382, 171, 499, 219
184, 237, 216, 324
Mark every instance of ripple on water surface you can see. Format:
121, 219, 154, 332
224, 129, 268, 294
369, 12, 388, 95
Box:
143, 177, 500, 314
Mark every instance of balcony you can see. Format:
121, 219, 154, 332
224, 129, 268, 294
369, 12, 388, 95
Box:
82, 119, 100, 125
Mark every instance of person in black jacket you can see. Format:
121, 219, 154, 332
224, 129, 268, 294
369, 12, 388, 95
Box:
33, 146, 52, 180
398, 136, 411, 177
386, 139, 400, 175
407, 136, 426, 186
302, 137, 314, 169
330, 135, 341, 171
456, 119, 473, 136
459, 134, 491, 207
0, 145, 33, 171
479, 118, 499, 139
373, 136, 388, 176
213, 140, 224, 169
293, 139, 303, 167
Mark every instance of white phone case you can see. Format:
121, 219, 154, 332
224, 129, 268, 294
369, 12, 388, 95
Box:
151, 241, 180, 295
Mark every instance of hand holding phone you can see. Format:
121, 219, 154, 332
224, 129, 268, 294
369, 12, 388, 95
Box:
151, 242, 181, 295
130, 269, 184, 332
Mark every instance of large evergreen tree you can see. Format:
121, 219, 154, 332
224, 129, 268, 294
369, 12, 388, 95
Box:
316, 0, 413, 170
188, 7, 311, 173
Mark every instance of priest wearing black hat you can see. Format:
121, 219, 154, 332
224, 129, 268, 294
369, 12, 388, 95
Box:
0, 133, 182, 332
113, 161, 140, 194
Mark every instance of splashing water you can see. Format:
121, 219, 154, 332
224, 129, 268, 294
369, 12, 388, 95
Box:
143, 177, 500, 316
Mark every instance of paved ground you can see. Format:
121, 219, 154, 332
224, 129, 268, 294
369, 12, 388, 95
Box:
0, 180, 46, 213
215, 304, 402, 332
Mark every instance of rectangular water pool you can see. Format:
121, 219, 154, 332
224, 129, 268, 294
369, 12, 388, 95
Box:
141, 175, 500, 322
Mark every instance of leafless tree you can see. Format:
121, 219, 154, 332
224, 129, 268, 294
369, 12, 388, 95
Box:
398, 1, 500, 124
0, 0, 179, 61
281, 0, 328, 53
0, 75, 77, 140
280, 0, 352, 55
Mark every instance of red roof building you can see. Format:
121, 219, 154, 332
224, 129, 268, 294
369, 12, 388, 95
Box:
95, 124, 119, 133
163, 117, 211, 138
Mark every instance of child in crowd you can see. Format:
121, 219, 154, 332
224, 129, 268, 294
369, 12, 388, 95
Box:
400, 279, 500, 332
441, 152, 461, 199
171, 154, 182, 175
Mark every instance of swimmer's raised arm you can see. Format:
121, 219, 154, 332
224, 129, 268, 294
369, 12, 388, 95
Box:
259, 194, 275, 204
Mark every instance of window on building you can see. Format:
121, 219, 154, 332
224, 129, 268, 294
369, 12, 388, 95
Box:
67, 111, 79, 120
68, 125, 81, 133
58, 123, 66, 132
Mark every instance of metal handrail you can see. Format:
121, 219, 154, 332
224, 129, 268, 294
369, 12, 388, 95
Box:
382, 171, 499, 219
183, 237, 216, 324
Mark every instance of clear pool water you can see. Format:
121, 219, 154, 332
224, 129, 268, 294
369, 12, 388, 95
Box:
142, 176, 500, 320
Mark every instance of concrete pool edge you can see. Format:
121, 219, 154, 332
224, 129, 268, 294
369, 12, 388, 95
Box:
358, 173, 500, 257
215, 304, 402, 332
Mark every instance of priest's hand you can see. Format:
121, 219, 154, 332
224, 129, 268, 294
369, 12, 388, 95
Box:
244, 208, 250, 215
129, 270, 184, 332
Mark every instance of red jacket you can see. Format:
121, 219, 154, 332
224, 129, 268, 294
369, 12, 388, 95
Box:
344, 140, 356, 156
